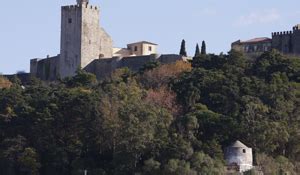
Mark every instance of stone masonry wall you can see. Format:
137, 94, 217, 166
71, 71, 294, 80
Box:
84, 54, 184, 79
272, 32, 293, 54
118, 55, 156, 71
59, 5, 82, 78
292, 29, 300, 55
32, 54, 185, 81
30, 56, 59, 81
99, 27, 113, 58
59, 4, 113, 78
81, 5, 113, 68
84, 58, 119, 79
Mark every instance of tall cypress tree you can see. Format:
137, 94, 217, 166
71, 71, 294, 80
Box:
194, 43, 200, 57
201, 40, 206, 55
179, 39, 187, 57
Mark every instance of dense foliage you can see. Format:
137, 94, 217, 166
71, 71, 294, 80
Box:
1, 50, 300, 174
179, 39, 187, 57
194, 44, 200, 57
0, 76, 12, 89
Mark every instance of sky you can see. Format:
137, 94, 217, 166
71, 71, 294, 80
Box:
1, 0, 300, 74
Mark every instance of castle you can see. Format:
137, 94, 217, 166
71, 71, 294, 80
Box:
30, 0, 187, 81
232, 24, 300, 57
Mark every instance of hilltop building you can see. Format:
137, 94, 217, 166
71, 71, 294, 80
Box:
232, 24, 300, 57
224, 141, 253, 173
113, 41, 158, 58
30, 0, 186, 81
232, 37, 272, 57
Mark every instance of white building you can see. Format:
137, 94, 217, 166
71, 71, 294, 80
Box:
113, 41, 158, 57
224, 140, 253, 173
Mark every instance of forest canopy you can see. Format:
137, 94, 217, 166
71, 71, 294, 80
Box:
1, 50, 300, 174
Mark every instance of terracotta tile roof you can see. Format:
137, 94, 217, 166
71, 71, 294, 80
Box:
241, 37, 271, 44
127, 41, 158, 46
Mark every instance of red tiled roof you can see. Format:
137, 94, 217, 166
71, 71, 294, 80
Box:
127, 41, 158, 46
241, 37, 271, 44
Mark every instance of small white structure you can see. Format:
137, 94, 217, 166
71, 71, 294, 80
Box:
127, 41, 158, 56
225, 140, 253, 173
113, 41, 158, 58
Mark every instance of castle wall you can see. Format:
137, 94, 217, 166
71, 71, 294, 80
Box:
118, 55, 157, 71
30, 59, 38, 76
84, 54, 185, 79
158, 54, 185, 64
84, 58, 119, 79
30, 56, 59, 81
292, 29, 300, 55
272, 31, 293, 54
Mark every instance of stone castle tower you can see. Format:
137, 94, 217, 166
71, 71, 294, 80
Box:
272, 24, 300, 55
30, 0, 184, 81
232, 24, 300, 57
59, 0, 113, 78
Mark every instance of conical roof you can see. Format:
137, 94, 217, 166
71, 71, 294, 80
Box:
230, 140, 248, 148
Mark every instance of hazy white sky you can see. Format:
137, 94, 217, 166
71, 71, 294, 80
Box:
1, 0, 300, 74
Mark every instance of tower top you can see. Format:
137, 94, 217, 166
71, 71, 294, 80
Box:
77, 0, 89, 4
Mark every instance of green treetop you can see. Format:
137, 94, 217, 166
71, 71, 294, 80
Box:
194, 43, 200, 57
201, 40, 206, 55
180, 39, 187, 57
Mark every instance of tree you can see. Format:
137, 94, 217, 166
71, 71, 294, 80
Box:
190, 152, 225, 174
18, 148, 41, 175
201, 40, 206, 55
97, 79, 174, 174
142, 158, 161, 175
63, 69, 97, 87
179, 39, 187, 57
0, 76, 12, 89
163, 159, 197, 175
194, 43, 200, 57
145, 87, 182, 117
0, 136, 41, 175
2, 45, 300, 175
138, 61, 191, 89
138, 61, 160, 74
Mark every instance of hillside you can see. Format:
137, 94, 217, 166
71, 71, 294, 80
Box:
1, 50, 300, 174
0, 76, 12, 89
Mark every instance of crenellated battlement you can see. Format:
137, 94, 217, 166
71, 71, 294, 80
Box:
293, 24, 300, 31
272, 30, 293, 36
62, 5, 80, 10
62, 4, 98, 11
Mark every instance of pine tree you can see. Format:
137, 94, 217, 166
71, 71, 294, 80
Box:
201, 40, 206, 55
194, 43, 200, 57
179, 39, 187, 57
